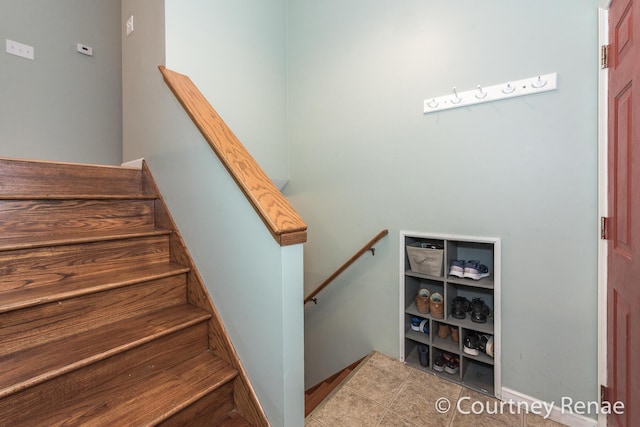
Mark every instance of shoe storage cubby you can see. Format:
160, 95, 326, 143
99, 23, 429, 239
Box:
399, 231, 501, 397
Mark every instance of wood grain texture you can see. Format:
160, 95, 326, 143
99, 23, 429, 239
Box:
0, 275, 188, 357
0, 199, 156, 238
0, 234, 171, 291
0, 321, 211, 425
147, 163, 269, 427
0, 157, 156, 199
0, 306, 209, 399
0, 158, 266, 425
0, 263, 190, 314
16, 352, 236, 427
158, 66, 307, 246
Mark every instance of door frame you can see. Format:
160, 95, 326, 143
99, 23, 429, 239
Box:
597, 3, 610, 427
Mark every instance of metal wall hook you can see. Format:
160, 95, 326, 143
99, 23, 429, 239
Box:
501, 82, 516, 94
531, 76, 547, 88
423, 72, 558, 114
451, 86, 462, 104
475, 85, 488, 99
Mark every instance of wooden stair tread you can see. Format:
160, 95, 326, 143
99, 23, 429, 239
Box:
0, 262, 190, 313
216, 410, 254, 426
22, 352, 238, 427
0, 304, 211, 398
0, 229, 171, 252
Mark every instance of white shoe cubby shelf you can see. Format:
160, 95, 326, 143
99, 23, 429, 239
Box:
399, 231, 501, 398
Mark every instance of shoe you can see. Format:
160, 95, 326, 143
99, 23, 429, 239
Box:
463, 260, 490, 280
469, 298, 491, 323
449, 259, 465, 278
450, 296, 470, 319
437, 323, 450, 339
433, 353, 452, 372
415, 288, 430, 314
478, 334, 494, 358
464, 332, 480, 356
444, 356, 460, 374
410, 316, 429, 334
450, 326, 459, 343
430, 292, 444, 319
418, 345, 429, 366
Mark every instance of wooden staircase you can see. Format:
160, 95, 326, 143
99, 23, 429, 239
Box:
0, 158, 266, 426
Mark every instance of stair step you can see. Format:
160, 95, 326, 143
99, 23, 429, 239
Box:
0, 273, 191, 357
215, 411, 255, 427
0, 229, 171, 252
20, 352, 237, 427
0, 199, 157, 239
0, 304, 212, 399
0, 233, 171, 292
0, 158, 156, 199
0, 262, 190, 314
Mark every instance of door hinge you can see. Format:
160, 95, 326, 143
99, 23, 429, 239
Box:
601, 384, 609, 407
601, 217, 610, 240
601, 44, 611, 69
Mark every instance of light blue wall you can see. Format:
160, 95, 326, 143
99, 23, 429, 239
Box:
164, 0, 289, 181
0, 0, 122, 165
288, 0, 599, 411
121, 1, 303, 425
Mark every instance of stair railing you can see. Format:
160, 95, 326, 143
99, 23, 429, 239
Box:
158, 66, 307, 246
304, 229, 389, 304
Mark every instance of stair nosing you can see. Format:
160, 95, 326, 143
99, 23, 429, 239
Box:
0, 263, 191, 314
0, 229, 172, 252
0, 194, 158, 200
0, 305, 212, 399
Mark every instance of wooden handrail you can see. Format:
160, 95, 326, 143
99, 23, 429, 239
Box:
304, 229, 389, 304
158, 66, 307, 246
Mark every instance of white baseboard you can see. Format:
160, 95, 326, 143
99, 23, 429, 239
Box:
501, 387, 599, 427
121, 158, 144, 169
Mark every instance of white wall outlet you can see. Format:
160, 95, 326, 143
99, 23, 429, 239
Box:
126, 15, 134, 36
6, 39, 34, 60
76, 43, 93, 56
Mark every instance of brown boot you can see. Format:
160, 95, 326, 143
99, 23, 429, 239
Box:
430, 293, 444, 319
450, 326, 459, 343
437, 323, 450, 339
415, 288, 430, 314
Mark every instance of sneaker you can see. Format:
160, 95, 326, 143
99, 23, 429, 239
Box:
463, 260, 490, 280
433, 353, 452, 372
478, 334, 494, 358
418, 345, 429, 366
444, 356, 460, 374
469, 298, 491, 323
450, 296, 470, 319
463, 332, 480, 356
449, 260, 465, 278
411, 316, 429, 333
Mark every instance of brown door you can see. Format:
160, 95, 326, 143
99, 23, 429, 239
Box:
607, 1, 640, 426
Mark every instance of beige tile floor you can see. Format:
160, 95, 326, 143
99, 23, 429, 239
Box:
306, 352, 568, 427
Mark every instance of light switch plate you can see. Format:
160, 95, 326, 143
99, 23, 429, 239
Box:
6, 39, 34, 60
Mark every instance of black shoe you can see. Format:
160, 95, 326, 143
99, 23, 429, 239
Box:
463, 332, 480, 356
418, 345, 429, 366
451, 296, 470, 319
469, 298, 491, 323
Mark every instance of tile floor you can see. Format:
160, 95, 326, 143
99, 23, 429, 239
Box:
305, 352, 568, 427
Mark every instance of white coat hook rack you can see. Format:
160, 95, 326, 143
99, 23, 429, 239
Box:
423, 72, 558, 114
